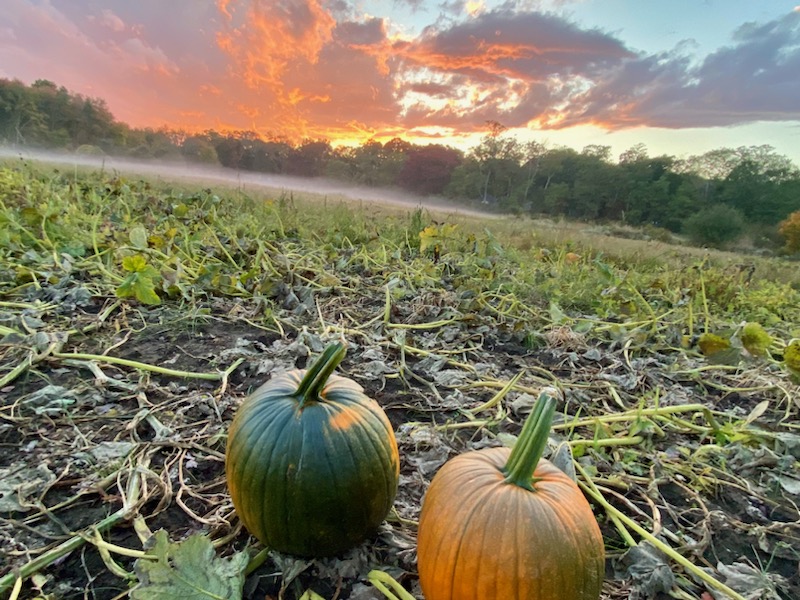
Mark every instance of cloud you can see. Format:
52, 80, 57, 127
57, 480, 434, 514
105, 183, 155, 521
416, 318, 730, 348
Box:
2, 0, 798, 144
553, 11, 800, 129
393, 7, 633, 131
0, 0, 201, 125
213, 1, 404, 139
96, 9, 126, 33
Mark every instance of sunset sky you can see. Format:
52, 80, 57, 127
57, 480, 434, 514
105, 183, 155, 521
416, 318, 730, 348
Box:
2, 1, 800, 163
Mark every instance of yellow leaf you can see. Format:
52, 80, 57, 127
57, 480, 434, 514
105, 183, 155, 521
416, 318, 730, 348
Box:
698, 333, 730, 356
740, 322, 772, 358
418, 225, 439, 253
785, 340, 800, 375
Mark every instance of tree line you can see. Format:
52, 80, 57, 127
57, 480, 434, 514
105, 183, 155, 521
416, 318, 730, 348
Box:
2, 78, 799, 251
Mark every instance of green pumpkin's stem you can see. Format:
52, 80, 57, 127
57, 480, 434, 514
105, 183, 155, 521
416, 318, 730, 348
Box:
294, 343, 346, 407
503, 393, 557, 491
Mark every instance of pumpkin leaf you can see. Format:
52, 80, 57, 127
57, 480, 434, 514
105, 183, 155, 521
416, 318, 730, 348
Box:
418, 223, 458, 254
131, 530, 248, 600
549, 441, 578, 482
129, 226, 149, 249
617, 542, 675, 598
697, 332, 740, 365
706, 560, 787, 600
418, 225, 439, 253
117, 255, 162, 305
549, 301, 567, 324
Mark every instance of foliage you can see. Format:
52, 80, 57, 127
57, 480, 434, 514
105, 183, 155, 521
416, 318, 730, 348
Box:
683, 204, 746, 248
778, 210, 800, 254
116, 255, 162, 305
131, 530, 248, 600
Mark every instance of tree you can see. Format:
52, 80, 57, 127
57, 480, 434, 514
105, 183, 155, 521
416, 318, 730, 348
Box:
618, 143, 648, 164
348, 139, 405, 186
570, 148, 623, 219
515, 140, 547, 209
470, 122, 523, 207
285, 139, 332, 177
719, 153, 800, 225
0, 79, 46, 144
181, 135, 218, 163
211, 135, 245, 168
398, 144, 462, 195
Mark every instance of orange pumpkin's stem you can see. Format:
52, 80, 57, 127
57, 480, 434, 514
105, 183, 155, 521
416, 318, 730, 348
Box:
294, 342, 346, 407
503, 393, 557, 490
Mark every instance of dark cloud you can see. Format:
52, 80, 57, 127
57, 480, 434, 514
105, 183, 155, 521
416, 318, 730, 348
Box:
395, 7, 634, 130
334, 17, 386, 46
404, 81, 455, 97
554, 11, 800, 129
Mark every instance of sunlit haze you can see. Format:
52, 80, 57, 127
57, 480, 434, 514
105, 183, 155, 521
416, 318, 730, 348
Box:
2, 0, 799, 163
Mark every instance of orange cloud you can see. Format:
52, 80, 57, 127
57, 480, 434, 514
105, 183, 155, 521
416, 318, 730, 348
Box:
210, 2, 402, 142
214, 0, 340, 138
216, 0, 335, 87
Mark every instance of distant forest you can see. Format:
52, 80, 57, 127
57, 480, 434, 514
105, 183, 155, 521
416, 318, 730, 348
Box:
2, 78, 799, 251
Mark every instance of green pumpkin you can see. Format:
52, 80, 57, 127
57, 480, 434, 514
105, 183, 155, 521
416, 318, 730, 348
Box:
225, 343, 399, 557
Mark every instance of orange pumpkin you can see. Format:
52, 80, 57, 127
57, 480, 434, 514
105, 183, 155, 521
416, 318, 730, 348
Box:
416, 394, 605, 600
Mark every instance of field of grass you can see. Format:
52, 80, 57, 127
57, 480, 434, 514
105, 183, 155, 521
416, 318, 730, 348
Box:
1, 159, 799, 599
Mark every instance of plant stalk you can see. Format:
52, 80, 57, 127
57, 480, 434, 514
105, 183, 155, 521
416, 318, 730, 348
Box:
503, 393, 557, 490
294, 343, 346, 407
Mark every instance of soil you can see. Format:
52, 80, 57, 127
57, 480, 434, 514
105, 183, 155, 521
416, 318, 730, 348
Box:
1, 293, 799, 600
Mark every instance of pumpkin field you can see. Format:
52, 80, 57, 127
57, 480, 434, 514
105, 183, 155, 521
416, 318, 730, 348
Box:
1, 160, 799, 600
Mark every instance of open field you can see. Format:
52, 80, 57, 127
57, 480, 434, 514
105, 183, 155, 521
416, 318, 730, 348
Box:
1, 160, 799, 599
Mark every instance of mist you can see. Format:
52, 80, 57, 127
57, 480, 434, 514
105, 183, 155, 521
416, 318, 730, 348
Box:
0, 146, 499, 219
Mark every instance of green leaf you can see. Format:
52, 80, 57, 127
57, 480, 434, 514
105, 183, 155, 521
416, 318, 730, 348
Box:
117, 271, 161, 305
118, 255, 162, 305
131, 530, 248, 600
549, 301, 567, 324
418, 225, 438, 253
418, 223, 458, 253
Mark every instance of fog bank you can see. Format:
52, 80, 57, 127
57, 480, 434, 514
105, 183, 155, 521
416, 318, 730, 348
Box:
0, 146, 499, 219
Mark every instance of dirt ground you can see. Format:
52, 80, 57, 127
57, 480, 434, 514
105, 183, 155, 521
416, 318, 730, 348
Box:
1, 285, 799, 599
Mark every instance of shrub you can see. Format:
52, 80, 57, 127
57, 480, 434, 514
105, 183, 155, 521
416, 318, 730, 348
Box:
778, 210, 800, 254
683, 204, 745, 248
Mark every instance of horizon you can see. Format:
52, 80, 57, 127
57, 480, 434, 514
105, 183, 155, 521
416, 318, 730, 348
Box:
2, 1, 799, 164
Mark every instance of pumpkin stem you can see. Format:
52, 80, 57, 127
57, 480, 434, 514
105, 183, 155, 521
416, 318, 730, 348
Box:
503, 393, 557, 490
294, 343, 346, 407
